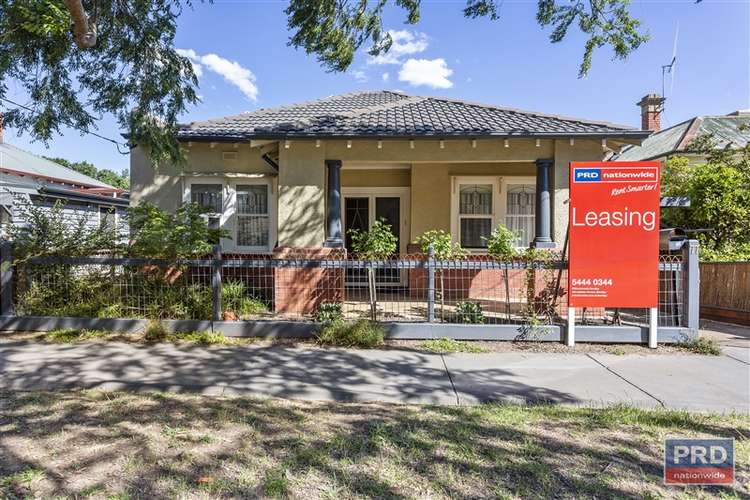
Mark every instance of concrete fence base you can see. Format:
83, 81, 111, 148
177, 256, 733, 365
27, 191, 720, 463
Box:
0, 315, 692, 344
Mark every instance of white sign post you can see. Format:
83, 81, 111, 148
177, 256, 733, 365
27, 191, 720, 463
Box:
567, 306, 576, 347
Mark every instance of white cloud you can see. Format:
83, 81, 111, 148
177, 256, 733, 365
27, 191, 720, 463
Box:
351, 69, 368, 83
368, 30, 429, 65
382, 72, 390, 82
177, 48, 258, 101
398, 58, 453, 89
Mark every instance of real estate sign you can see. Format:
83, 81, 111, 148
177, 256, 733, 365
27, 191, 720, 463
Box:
568, 161, 661, 308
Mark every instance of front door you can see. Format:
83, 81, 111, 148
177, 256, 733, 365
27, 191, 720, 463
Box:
342, 189, 409, 286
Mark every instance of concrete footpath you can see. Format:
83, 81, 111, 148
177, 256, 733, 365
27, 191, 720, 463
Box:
0, 334, 747, 413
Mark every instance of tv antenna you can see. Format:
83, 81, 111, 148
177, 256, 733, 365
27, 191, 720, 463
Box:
661, 23, 679, 98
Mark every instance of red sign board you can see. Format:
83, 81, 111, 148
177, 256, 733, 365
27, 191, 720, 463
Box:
568, 161, 661, 308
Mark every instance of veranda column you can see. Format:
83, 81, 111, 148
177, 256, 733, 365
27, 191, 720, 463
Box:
324, 159, 344, 247
532, 158, 556, 248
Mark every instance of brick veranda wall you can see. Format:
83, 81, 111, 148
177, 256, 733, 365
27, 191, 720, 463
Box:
272, 247, 346, 315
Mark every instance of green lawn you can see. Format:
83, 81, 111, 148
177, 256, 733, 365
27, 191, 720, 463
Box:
0, 390, 747, 499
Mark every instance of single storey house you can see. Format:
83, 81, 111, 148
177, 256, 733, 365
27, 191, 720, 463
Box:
131, 91, 649, 258
0, 137, 128, 232
614, 106, 750, 162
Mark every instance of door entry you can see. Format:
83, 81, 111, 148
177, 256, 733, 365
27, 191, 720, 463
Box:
343, 192, 406, 286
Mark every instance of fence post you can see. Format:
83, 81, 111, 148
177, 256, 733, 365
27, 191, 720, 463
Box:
212, 244, 222, 322
0, 241, 13, 316
682, 239, 700, 337
427, 245, 435, 323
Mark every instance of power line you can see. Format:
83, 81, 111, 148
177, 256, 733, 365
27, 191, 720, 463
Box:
0, 96, 131, 155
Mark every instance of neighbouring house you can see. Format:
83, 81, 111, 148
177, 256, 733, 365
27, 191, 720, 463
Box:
0, 130, 128, 232
130, 90, 649, 312
614, 94, 750, 162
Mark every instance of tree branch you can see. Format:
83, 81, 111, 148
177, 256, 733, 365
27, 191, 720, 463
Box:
64, 0, 97, 48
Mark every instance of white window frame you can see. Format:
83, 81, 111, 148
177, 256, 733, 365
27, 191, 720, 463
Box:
183, 176, 277, 253
450, 175, 536, 251
229, 179, 277, 253
503, 177, 537, 248
98, 205, 118, 229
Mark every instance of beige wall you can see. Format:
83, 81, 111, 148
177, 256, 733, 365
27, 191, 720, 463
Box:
410, 162, 536, 240
277, 142, 326, 247
131, 137, 617, 249
129, 143, 274, 210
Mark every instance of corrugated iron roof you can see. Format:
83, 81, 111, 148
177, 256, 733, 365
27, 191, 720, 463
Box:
0, 142, 117, 190
615, 112, 750, 161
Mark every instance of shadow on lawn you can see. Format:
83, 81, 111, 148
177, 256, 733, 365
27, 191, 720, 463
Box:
0, 341, 746, 497
0, 389, 746, 498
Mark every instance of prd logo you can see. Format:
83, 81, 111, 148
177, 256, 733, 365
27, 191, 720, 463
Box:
574, 168, 601, 182
664, 438, 734, 485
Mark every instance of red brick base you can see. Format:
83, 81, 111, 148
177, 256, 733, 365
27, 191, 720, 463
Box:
273, 247, 346, 315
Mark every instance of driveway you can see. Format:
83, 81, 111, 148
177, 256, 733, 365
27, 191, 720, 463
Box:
1, 328, 748, 413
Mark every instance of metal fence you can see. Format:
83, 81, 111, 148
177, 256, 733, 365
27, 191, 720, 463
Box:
1, 244, 690, 329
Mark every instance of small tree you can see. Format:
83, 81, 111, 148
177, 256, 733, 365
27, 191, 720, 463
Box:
413, 230, 467, 321
349, 219, 398, 320
485, 225, 518, 322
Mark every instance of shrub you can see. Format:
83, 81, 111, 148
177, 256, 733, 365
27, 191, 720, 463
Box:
222, 280, 268, 318
413, 230, 466, 260
6, 197, 120, 261
128, 202, 229, 258
144, 320, 169, 342
314, 302, 344, 324
454, 301, 485, 324
316, 319, 385, 348
485, 225, 517, 259
679, 336, 722, 356
421, 337, 489, 353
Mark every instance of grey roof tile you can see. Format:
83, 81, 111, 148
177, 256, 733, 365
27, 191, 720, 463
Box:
178, 91, 644, 140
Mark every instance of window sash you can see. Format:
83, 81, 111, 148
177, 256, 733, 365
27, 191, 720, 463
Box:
190, 184, 223, 214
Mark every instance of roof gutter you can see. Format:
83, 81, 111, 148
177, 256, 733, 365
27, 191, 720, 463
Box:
175, 131, 651, 143
0, 166, 123, 194
37, 185, 130, 207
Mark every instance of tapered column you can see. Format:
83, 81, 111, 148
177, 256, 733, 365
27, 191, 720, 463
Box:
324, 159, 344, 247
532, 158, 556, 248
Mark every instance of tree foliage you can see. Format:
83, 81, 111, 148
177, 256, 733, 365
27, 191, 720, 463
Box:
287, 0, 648, 76
485, 225, 517, 259
128, 202, 229, 259
661, 134, 750, 261
1, 0, 647, 168
0, 0, 198, 166
349, 218, 398, 260
413, 229, 466, 260
44, 156, 129, 189
4, 196, 119, 261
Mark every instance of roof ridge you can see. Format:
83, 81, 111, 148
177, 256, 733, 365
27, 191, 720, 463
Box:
423, 94, 637, 131
676, 117, 703, 151
182, 91, 405, 129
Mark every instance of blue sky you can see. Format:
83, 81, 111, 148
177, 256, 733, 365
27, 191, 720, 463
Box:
4, 0, 749, 175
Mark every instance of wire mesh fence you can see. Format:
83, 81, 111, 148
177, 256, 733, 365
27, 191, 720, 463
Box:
9, 251, 686, 327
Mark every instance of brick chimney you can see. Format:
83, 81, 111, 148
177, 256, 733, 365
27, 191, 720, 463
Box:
637, 94, 666, 132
